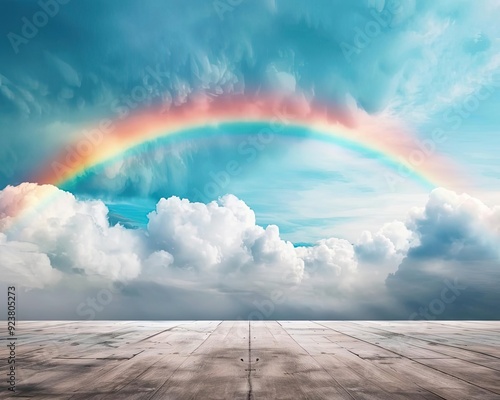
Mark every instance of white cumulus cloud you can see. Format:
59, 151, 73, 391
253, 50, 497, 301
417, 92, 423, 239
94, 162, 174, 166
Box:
1, 184, 499, 320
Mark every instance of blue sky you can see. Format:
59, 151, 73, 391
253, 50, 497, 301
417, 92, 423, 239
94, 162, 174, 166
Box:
1, 0, 500, 319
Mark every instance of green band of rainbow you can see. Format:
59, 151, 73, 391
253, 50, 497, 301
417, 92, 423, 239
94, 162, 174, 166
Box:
33, 95, 458, 190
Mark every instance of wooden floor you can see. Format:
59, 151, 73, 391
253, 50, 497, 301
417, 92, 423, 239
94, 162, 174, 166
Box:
2, 321, 500, 399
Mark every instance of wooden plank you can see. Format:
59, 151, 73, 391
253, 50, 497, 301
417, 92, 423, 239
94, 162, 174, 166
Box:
347, 321, 500, 371
67, 321, 215, 398
314, 321, 500, 400
2, 321, 500, 399
249, 321, 355, 399
291, 322, 441, 399
147, 321, 249, 400
415, 357, 500, 394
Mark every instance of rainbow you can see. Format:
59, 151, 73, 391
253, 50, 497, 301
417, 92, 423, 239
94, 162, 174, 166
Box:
32, 94, 460, 190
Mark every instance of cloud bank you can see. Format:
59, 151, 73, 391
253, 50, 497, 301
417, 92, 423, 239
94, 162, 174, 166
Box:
1, 183, 498, 319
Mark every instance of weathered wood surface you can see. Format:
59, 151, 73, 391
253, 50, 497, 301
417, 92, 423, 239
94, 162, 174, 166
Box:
1, 321, 500, 399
